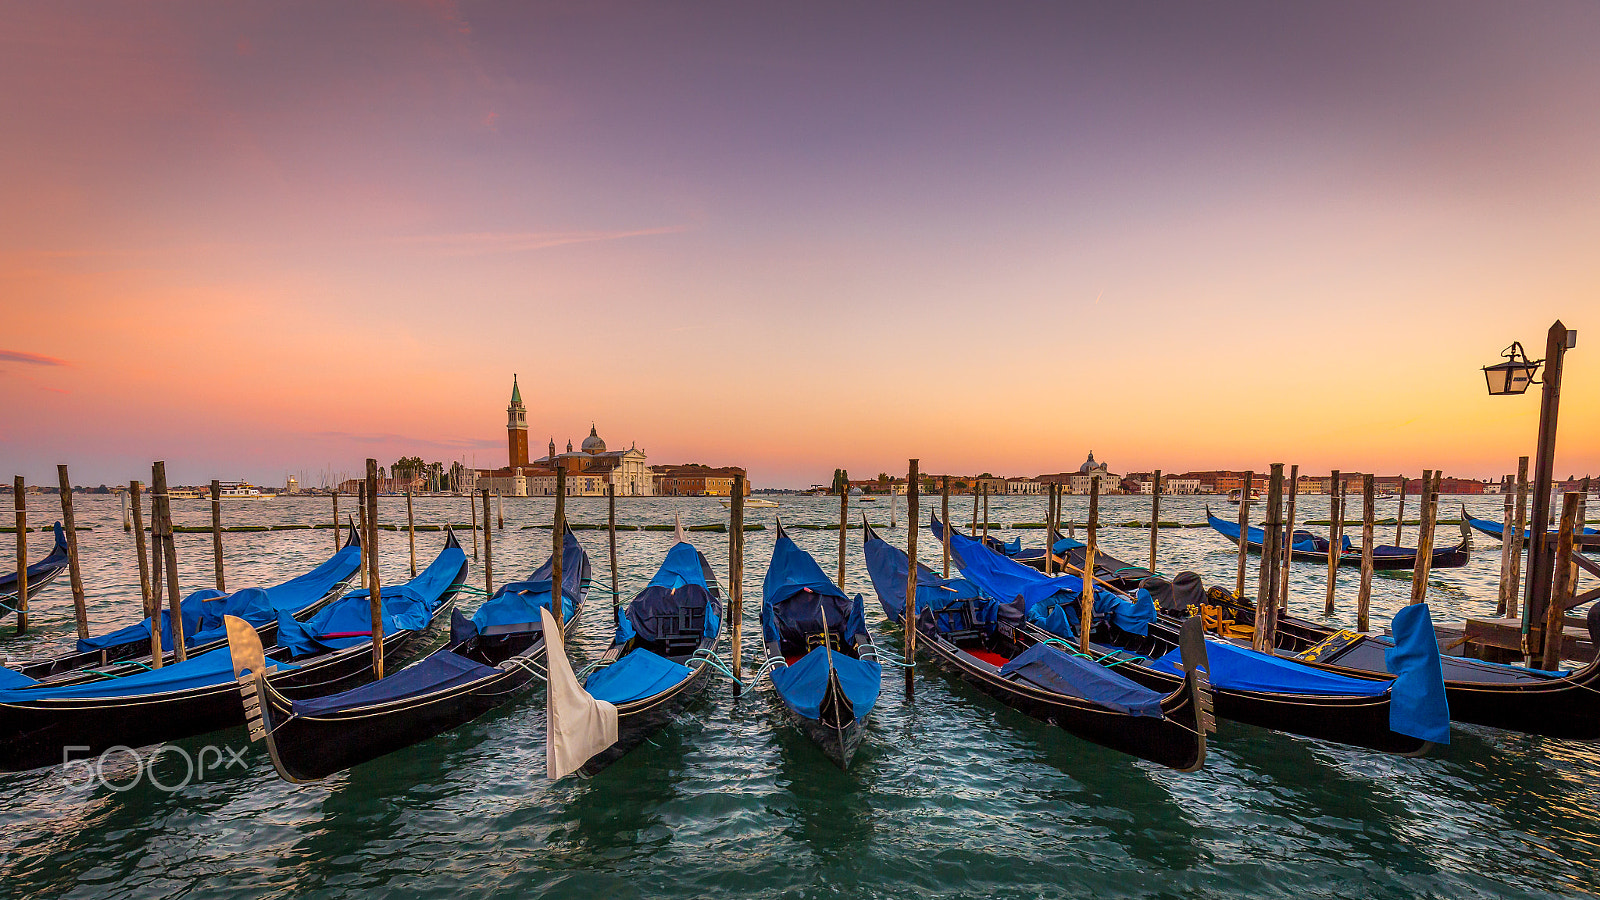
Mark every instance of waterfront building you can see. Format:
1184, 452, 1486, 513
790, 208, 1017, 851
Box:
473, 376, 654, 496
654, 464, 751, 497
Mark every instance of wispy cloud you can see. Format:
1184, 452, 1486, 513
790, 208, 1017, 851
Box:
392, 226, 687, 256
0, 349, 69, 366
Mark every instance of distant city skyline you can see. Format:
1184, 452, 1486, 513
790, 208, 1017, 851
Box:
3, 3, 1597, 489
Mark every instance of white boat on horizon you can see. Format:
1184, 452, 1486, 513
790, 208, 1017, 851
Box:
718, 497, 779, 508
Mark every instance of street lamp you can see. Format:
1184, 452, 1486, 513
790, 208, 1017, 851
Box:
1481, 342, 1541, 396
1484, 321, 1577, 668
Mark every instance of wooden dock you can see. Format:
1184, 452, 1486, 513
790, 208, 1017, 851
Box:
1431, 616, 1595, 665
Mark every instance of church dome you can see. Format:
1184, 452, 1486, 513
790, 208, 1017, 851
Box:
582, 424, 606, 453
1078, 451, 1099, 473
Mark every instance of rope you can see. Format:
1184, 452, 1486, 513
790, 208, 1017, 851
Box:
690, 649, 742, 685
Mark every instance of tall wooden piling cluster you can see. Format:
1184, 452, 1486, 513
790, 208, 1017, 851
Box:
480, 488, 494, 595
1324, 470, 1343, 616
729, 474, 745, 678
13, 476, 28, 634
1078, 479, 1100, 654
151, 461, 186, 662
904, 460, 920, 674
1357, 474, 1376, 632
56, 466, 90, 640
210, 479, 226, 592
129, 481, 157, 665
1408, 470, 1441, 605
1234, 471, 1254, 600
1148, 470, 1161, 572
552, 468, 566, 631
1252, 464, 1284, 653
365, 459, 384, 679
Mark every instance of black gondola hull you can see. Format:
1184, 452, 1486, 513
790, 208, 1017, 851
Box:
578, 662, 714, 777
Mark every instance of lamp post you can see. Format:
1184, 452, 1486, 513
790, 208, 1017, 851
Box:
1484, 320, 1577, 660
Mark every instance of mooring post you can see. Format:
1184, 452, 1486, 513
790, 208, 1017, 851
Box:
1396, 477, 1408, 545
496, 490, 504, 530
332, 490, 340, 551
1358, 475, 1375, 632
357, 482, 370, 590
13, 476, 27, 634
981, 483, 989, 545
838, 478, 848, 593
151, 461, 186, 662
1234, 471, 1254, 601
1079, 479, 1100, 654
552, 467, 566, 631
209, 479, 226, 592
941, 475, 951, 578
1542, 492, 1582, 670
1508, 456, 1530, 619
608, 479, 620, 614
481, 488, 494, 595
1149, 470, 1161, 572
56, 466, 90, 640
121, 488, 131, 532
905, 459, 920, 678
730, 474, 745, 679
1409, 470, 1438, 605
1276, 464, 1300, 640
1497, 482, 1515, 616
1045, 482, 1056, 576
1253, 464, 1284, 653
129, 480, 161, 668
469, 483, 480, 562
406, 487, 417, 578
365, 459, 384, 679
1323, 470, 1342, 616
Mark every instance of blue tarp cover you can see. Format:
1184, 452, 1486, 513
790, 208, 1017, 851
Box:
1031, 588, 1158, 640
585, 648, 693, 704
76, 541, 363, 653
0, 646, 299, 702
770, 645, 882, 721
1384, 603, 1451, 744
1051, 537, 1087, 553
292, 650, 498, 716
762, 529, 860, 645
998, 643, 1164, 717
471, 527, 589, 633
615, 541, 716, 643
276, 542, 463, 658
932, 516, 1084, 611
1149, 638, 1390, 697
862, 527, 983, 625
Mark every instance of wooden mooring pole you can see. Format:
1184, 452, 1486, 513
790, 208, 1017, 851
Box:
552, 468, 566, 631
608, 480, 620, 615
496, 490, 504, 530
905, 459, 920, 681
365, 459, 384, 679
1234, 471, 1253, 601
481, 488, 494, 596
1253, 464, 1284, 653
941, 475, 951, 578
1324, 470, 1342, 616
1409, 470, 1438, 605
1079, 479, 1100, 654
1149, 470, 1161, 572
1542, 492, 1582, 670
981, 484, 989, 545
13, 476, 27, 634
469, 484, 480, 562
406, 487, 417, 578
57, 466, 90, 640
130, 481, 160, 668
838, 479, 848, 593
1358, 475, 1375, 632
1507, 456, 1530, 619
1045, 482, 1057, 577
210, 479, 226, 592
730, 474, 745, 679
1497, 480, 1515, 616
151, 461, 186, 661
121, 488, 131, 532
1277, 464, 1299, 638
1396, 477, 1408, 545
357, 483, 369, 590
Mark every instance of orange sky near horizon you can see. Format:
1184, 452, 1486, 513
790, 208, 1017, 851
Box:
2, 3, 1597, 489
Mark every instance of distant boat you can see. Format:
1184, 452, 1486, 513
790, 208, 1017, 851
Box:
1227, 489, 1264, 505
218, 482, 271, 500
717, 497, 778, 509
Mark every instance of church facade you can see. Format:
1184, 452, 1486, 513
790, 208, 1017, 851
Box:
473, 376, 653, 497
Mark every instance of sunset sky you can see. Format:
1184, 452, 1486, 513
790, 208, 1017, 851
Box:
3, 2, 1597, 489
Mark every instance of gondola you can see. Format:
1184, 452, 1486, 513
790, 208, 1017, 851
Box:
12, 525, 363, 685
0, 531, 464, 773
1007, 536, 1158, 590
932, 515, 1450, 755
758, 521, 881, 769
574, 532, 724, 777
230, 526, 590, 782
1156, 576, 1600, 740
862, 521, 1211, 770
1206, 508, 1471, 571
1461, 504, 1598, 551
0, 522, 71, 612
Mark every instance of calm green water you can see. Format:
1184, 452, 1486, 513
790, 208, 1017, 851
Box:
2, 493, 1597, 899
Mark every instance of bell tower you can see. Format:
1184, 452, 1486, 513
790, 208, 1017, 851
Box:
507, 375, 529, 469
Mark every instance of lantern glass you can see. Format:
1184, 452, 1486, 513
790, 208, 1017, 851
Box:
1483, 360, 1534, 395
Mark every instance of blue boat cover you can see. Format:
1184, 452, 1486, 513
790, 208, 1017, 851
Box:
861, 527, 984, 626
585, 648, 693, 704
1148, 637, 1391, 697
0, 522, 69, 595
770, 645, 882, 721
470, 527, 589, 635
291, 650, 498, 716
932, 515, 1084, 611
762, 528, 862, 645
998, 642, 1164, 717
612, 541, 719, 644
0, 646, 299, 702
76, 540, 363, 653
1383, 603, 1451, 744
276, 542, 464, 658
1051, 537, 1087, 553
1030, 587, 1158, 640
